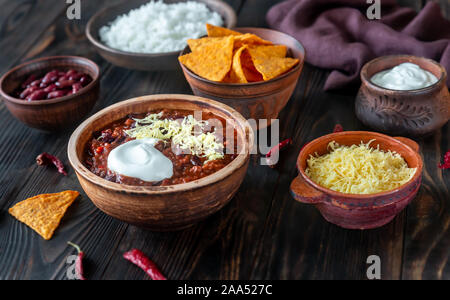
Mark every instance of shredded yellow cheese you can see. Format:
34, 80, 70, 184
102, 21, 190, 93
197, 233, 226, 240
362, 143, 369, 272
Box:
305, 140, 416, 194
125, 113, 224, 163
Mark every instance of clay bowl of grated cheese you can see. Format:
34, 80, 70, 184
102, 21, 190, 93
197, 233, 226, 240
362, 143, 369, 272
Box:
290, 131, 423, 230
86, 0, 237, 71
68, 94, 253, 231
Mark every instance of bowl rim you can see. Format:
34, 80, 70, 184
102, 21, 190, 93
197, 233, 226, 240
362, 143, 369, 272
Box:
179, 27, 306, 87
0, 55, 100, 106
85, 0, 237, 58
297, 131, 423, 200
68, 94, 254, 195
360, 55, 447, 93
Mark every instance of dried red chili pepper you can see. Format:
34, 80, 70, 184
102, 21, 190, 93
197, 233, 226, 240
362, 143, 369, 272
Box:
266, 138, 292, 158
36, 152, 67, 176
333, 124, 344, 133
123, 249, 166, 280
438, 150, 450, 170
266, 138, 293, 167
67, 241, 86, 280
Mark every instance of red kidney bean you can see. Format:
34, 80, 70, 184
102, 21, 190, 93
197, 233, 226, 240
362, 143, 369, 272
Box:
42, 71, 59, 84
57, 75, 68, 82
29, 80, 41, 87
27, 90, 47, 101
20, 86, 38, 99
66, 69, 77, 77
72, 83, 83, 93
39, 81, 49, 88
47, 90, 68, 99
43, 83, 57, 93
21, 74, 37, 88
15, 69, 92, 101
69, 73, 82, 81
56, 79, 75, 89
79, 75, 91, 86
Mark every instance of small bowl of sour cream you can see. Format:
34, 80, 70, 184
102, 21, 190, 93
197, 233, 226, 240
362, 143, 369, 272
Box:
355, 55, 450, 136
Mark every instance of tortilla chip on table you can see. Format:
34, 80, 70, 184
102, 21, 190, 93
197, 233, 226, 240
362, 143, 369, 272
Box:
9, 190, 79, 240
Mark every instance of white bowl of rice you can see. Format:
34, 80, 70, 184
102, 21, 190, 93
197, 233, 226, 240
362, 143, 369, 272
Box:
86, 0, 237, 71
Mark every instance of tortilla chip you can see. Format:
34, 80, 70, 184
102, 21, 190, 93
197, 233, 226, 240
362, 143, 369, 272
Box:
188, 35, 274, 54
247, 47, 299, 81
9, 191, 79, 240
222, 73, 234, 83
229, 46, 249, 84
248, 45, 287, 58
234, 34, 273, 49
206, 23, 241, 37
179, 36, 234, 82
187, 37, 225, 53
240, 49, 264, 82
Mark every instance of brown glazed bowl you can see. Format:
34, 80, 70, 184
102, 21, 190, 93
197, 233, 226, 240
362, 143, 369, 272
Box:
356, 55, 450, 136
0, 56, 100, 131
86, 0, 237, 71
290, 131, 423, 230
179, 27, 305, 128
68, 94, 253, 231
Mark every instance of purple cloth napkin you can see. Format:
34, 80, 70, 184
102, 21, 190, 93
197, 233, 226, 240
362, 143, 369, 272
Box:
266, 0, 450, 90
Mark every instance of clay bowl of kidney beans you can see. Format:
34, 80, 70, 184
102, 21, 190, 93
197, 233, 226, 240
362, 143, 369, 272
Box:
0, 56, 100, 131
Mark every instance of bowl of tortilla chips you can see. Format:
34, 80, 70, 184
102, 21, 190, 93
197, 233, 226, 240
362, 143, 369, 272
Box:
179, 24, 305, 128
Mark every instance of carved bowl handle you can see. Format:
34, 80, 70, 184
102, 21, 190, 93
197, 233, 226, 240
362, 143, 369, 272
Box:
290, 175, 326, 204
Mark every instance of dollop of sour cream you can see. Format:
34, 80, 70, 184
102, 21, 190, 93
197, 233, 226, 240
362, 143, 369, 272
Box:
107, 138, 173, 182
370, 62, 438, 90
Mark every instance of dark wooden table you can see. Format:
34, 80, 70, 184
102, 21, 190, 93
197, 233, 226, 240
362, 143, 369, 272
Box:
0, 0, 448, 280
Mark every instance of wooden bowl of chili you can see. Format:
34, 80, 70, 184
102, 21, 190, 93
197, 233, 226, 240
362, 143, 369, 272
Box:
68, 94, 254, 231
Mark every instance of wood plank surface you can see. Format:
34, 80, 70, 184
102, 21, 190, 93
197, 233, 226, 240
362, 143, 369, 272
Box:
0, 0, 448, 280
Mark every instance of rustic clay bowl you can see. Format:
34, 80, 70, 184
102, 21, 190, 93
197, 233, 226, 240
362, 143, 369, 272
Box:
290, 131, 423, 230
179, 27, 305, 128
86, 0, 237, 71
0, 56, 100, 131
68, 94, 253, 231
356, 55, 450, 136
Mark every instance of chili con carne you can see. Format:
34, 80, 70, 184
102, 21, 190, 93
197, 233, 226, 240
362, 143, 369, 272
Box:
85, 109, 238, 186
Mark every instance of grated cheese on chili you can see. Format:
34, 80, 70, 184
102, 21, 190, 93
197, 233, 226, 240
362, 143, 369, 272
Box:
124, 113, 224, 163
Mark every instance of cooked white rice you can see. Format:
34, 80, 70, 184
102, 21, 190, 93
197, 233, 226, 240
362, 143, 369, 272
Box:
99, 1, 223, 54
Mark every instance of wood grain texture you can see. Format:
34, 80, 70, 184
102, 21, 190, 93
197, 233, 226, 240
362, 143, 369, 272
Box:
0, 0, 448, 280
0, 0, 66, 74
